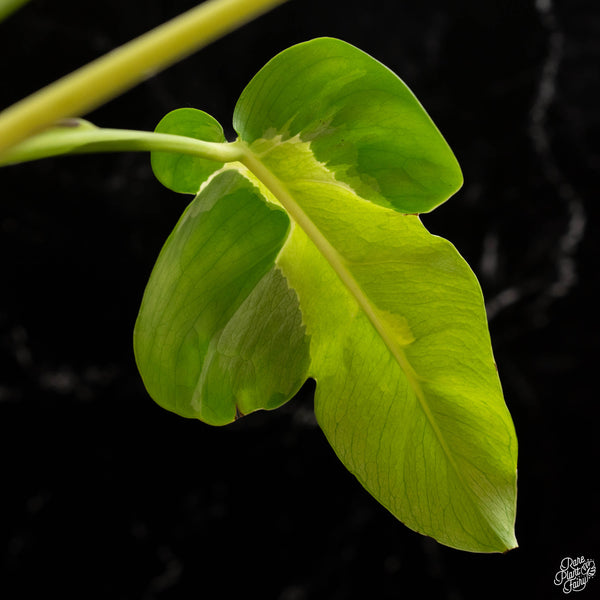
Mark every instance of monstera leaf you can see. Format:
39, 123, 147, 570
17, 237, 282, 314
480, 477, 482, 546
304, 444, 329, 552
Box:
134, 38, 518, 553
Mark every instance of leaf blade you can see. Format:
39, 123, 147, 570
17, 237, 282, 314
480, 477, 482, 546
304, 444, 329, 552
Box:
134, 168, 310, 425
135, 37, 517, 552
151, 108, 226, 194
234, 37, 463, 214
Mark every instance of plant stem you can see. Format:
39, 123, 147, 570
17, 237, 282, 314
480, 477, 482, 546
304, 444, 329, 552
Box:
0, 0, 31, 22
0, 124, 245, 167
0, 0, 287, 156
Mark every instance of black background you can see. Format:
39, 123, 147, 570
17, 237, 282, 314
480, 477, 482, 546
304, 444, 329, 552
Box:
1, 1, 598, 598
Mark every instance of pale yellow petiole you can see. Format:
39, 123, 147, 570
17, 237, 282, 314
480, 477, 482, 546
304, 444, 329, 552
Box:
0, 121, 245, 166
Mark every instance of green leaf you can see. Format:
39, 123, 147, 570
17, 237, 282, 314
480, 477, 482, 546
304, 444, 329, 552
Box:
268, 150, 517, 551
137, 38, 517, 553
134, 168, 310, 425
231, 129, 517, 552
234, 37, 463, 214
151, 108, 226, 194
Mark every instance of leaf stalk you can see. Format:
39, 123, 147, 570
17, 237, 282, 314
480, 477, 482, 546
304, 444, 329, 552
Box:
0, 125, 244, 166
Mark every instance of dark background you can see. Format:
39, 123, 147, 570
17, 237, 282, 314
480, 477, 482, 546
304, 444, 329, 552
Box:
1, 0, 598, 598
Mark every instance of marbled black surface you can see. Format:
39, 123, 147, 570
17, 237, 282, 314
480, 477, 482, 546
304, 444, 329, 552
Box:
1, 1, 598, 598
